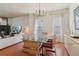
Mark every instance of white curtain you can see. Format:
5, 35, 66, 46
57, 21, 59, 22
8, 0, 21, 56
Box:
52, 14, 63, 42
34, 18, 44, 42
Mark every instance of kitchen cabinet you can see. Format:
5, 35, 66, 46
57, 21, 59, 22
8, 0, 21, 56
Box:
64, 35, 79, 56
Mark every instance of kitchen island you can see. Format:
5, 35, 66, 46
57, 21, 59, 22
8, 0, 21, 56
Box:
0, 34, 23, 49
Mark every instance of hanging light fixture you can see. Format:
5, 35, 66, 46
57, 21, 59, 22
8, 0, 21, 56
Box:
33, 3, 46, 16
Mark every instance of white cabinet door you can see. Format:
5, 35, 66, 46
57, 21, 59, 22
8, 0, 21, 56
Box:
64, 37, 79, 56
69, 40, 79, 56
64, 37, 71, 55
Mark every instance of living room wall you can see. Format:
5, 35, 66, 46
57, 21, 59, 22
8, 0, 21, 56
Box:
33, 8, 70, 41
8, 8, 70, 42
8, 15, 29, 26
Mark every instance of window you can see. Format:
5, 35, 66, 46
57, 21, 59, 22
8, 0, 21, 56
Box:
34, 19, 44, 42
52, 15, 63, 42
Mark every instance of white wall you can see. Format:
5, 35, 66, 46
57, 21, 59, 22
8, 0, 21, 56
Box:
8, 8, 70, 41
62, 9, 70, 35
8, 14, 36, 35
8, 15, 29, 26
8, 15, 30, 33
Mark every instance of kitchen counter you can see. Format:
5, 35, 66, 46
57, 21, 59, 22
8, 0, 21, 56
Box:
64, 35, 79, 56
0, 34, 23, 49
71, 38, 79, 44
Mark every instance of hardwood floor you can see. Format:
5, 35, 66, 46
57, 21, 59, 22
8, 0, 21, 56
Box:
0, 42, 30, 56
54, 42, 69, 56
0, 42, 69, 56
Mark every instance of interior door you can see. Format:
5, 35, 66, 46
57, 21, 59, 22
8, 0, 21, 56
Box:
52, 15, 63, 42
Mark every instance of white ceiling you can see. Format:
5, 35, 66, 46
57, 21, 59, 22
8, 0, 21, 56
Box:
0, 3, 71, 17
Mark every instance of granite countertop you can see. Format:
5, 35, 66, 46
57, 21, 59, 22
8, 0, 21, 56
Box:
64, 34, 79, 45
71, 38, 79, 44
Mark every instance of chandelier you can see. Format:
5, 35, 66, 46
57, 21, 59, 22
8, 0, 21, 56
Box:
33, 3, 46, 16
